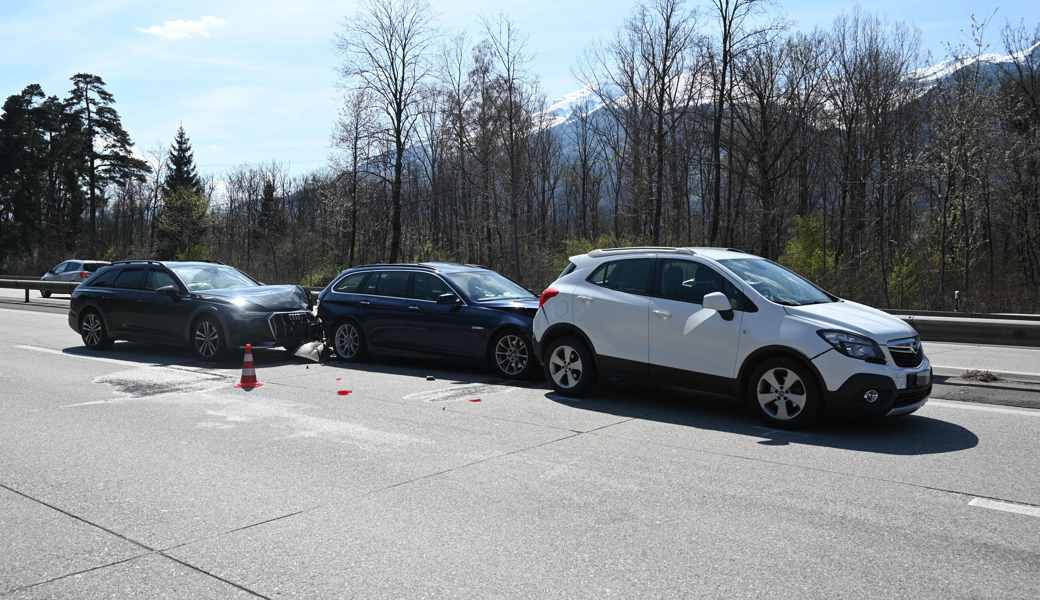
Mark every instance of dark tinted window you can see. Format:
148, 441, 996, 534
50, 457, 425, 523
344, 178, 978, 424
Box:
558, 262, 577, 279
149, 269, 178, 291
333, 272, 368, 293
587, 259, 654, 295
86, 266, 118, 287
658, 260, 727, 304
84, 262, 106, 272
411, 273, 452, 301
113, 269, 148, 290
371, 271, 410, 297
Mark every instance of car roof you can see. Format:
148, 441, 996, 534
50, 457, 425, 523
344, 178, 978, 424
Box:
346, 262, 487, 274
62, 259, 110, 264
573, 247, 758, 262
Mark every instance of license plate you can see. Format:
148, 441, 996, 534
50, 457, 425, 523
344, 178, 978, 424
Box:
907, 369, 931, 388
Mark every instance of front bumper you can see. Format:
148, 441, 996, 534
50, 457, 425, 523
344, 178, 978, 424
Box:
813, 349, 931, 417
225, 311, 321, 348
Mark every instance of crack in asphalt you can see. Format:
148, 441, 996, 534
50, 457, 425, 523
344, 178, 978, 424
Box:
0, 483, 273, 599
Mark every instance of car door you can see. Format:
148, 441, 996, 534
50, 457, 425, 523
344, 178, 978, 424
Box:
407, 272, 484, 357
648, 259, 743, 391
572, 257, 653, 371
139, 268, 194, 343
358, 271, 414, 351
108, 268, 150, 337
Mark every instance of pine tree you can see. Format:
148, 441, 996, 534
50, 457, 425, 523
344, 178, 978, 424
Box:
163, 126, 203, 196
64, 73, 150, 253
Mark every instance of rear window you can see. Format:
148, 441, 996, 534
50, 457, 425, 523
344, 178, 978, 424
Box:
83, 262, 106, 272
587, 259, 655, 295
85, 266, 118, 287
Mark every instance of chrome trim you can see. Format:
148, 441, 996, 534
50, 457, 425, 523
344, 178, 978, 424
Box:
887, 397, 928, 416
327, 269, 469, 306
267, 310, 313, 340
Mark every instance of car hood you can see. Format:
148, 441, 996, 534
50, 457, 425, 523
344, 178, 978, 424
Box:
784, 300, 917, 341
193, 285, 310, 311
476, 297, 539, 316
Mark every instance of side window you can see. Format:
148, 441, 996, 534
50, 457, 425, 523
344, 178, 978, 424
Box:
113, 269, 148, 290
63, 262, 81, 273
149, 269, 178, 291
371, 271, 410, 298
87, 267, 118, 287
558, 262, 577, 279
658, 260, 727, 304
333, 272, 368, 293
587, 259, 654, 295
411, 273, 452, 301
51, 261, 67, 274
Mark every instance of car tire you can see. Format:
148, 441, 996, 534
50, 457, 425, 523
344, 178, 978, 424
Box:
489, 330, 535, 380
191, 316, 227, 362
40, 290, 51, 298
748, 357, 821, 429
331, 320, 366, 362
79, 310, 113, 350
543, 336, 596, 397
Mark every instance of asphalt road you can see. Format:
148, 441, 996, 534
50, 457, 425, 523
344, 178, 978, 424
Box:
1, 305, 1039, 599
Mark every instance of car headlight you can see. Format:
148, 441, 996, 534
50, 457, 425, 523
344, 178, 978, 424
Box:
817, 330, 885, 364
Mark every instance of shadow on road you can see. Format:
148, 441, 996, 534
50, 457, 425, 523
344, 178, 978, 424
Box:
544, 384, 979, 456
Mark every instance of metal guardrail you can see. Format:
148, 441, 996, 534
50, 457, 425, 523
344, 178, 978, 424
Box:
0, 278, 80, 302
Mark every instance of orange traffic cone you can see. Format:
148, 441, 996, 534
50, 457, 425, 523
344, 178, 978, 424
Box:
235, 343, 263, 389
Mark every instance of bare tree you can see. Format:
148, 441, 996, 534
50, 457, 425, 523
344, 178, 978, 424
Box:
338, 0, 435, 262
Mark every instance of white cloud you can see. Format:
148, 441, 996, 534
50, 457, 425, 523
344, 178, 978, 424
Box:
138, 16, 225, 41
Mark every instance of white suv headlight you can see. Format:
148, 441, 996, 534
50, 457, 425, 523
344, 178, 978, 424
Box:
817, 330, 886, 364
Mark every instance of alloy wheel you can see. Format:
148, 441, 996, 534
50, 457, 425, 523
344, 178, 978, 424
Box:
548, 344, 583, 389
81, 313, 103, 347
334, 323, 361, 359
194, 320, 221, 359
494, 334, 529, 376
756, 367, 807, 421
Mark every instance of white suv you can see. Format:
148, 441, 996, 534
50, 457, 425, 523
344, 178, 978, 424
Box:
533, 247, 931, 427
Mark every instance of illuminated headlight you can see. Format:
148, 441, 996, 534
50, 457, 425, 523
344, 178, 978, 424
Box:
818, 330, 885, 364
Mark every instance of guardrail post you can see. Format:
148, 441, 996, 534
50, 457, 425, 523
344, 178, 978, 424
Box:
24, 288, 29, 303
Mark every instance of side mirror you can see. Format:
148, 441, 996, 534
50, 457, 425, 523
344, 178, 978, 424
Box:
437, 292, 461, 306
157, 285, 181, 301
703, 291, 734, 320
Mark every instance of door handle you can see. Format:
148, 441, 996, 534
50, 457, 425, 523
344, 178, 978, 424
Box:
576, 295, 593, 304
359, 300, 371, 305
653, 309, 671, 319
408, 305, 421, 311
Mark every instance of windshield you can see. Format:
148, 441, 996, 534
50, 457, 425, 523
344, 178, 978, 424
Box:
444, 270, 534, 302
718, 259, 834, 306
169, 264, 258, 292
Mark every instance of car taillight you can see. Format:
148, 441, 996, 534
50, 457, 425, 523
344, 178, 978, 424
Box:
538, 287, 559, 308
79, 271, 88, 278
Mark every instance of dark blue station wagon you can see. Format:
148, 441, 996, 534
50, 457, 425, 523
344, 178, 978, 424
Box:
317, 263, 539, 379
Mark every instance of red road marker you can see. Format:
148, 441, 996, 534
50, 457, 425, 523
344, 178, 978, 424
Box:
468, 398, 481, 403
337, 390, 353, 396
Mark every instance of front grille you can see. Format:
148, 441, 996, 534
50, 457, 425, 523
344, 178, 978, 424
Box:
888, 336, 924, 368
269, 311, 313, 341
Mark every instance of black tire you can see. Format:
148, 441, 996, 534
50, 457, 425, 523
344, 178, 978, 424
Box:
79, 310, 113, 349
40, 290, 51, 299
330, 320, 366, 362
191, 316, 226, 362
747, 357, 821, 429
543, 336, 596, 397
489, 330, 536, 380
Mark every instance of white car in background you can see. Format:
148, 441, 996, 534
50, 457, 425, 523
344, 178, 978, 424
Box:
533, 247, 931, 428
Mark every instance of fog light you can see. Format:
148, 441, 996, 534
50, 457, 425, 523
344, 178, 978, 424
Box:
863, 389, 880, 404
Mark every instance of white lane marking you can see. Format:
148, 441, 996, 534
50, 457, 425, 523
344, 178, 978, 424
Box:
933, 365, 1040, 379
16, 344, 159, 367
927, 399, 1040, 418
0, 306, 65, 316
969, 497, 1040, 519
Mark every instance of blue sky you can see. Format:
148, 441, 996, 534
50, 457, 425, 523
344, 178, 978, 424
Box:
2, 0, 1037, 178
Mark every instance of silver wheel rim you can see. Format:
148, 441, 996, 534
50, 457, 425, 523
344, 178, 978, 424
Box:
548, 345, 583, 390
82, 313, 103, 346
194, 320, 220, 358
335, 323, 360, 359
756, 368, 807, 421
494, 334, 529, 376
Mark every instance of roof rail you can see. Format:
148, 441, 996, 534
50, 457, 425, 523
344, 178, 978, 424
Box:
352, 263, 437, 271
109, 259, 164, 266
690, 247, 746, 254
587, 247, 696, 257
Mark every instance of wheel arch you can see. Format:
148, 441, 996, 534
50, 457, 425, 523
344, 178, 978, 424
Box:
185, 307, 230, 348
737, 345, 827, 405
485, 323, 532, 359
77, 302, 111, 334
538, 323, 597, 364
